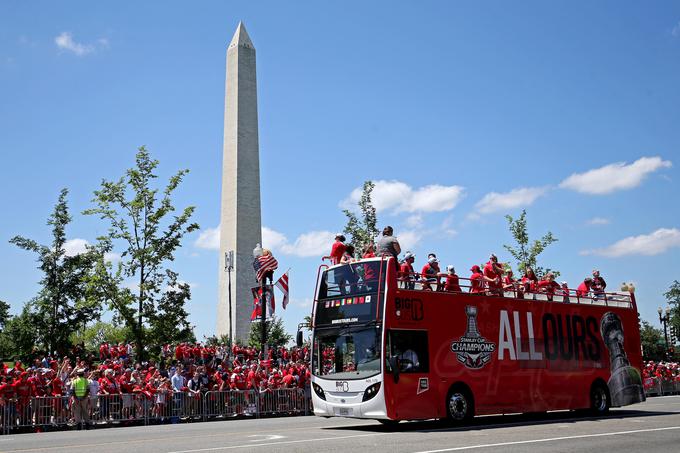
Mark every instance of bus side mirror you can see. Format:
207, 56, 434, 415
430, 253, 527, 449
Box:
296, 330, 303, 348
388, 355, 400, 384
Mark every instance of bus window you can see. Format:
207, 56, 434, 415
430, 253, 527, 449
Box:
388, 330, 429, 373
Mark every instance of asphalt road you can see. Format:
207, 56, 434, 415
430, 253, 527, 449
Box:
1, 396, 679, 453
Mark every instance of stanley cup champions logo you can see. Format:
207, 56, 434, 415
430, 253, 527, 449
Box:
450, 305, 496, 369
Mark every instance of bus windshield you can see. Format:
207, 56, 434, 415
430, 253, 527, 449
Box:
315, 261, 384, 326
313, 325, 382, 380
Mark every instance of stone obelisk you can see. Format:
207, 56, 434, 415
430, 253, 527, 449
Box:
217, 22, 262, 342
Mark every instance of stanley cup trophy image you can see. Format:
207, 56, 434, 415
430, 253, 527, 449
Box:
600, 312, 646, 406
465, 305, 481, 339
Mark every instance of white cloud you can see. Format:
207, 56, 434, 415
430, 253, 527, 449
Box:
559, 156, 672, 195
55, 32, 95, 56
196, 224, 334, 258
63, 238, 89, 256
104, 252, 121, 263
262, 226, 288, 250
405, 214, 423, 228
474, 187, 548, 215
587, 217, 611, 226
280, 231, 335, 257
673, 21, 680, 37
581, 228, 680, 257
194, 226, 220, 250
397, 230, 423, 251
341, 180, 464, 214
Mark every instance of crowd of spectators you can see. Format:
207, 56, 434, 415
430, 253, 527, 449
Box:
643, 360, 680, 385
0, 342, 311, 430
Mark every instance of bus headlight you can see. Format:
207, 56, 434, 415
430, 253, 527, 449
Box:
313, 383, 326, 401
362, 382, 381, 402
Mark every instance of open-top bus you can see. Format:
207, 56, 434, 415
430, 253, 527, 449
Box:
308, 256, 645, 423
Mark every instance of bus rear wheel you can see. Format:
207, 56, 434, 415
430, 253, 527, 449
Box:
589, 382, 610, 415
446, 386, 474, 423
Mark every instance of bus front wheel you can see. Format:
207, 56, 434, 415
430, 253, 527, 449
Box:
589, 382, 610, 415
446, 386, 474, 423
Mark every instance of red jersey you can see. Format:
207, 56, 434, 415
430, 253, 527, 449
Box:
399, 262, 414, 279
330, 241, 346, 265
470, 272, 484, 293
538, 280, 560, 295
444, 274, 462, 292
576, 282, 590, 297
483, 261, 502, 290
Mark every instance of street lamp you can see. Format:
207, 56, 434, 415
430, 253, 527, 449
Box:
225, 250, 234, 345
658, 305, 671, 359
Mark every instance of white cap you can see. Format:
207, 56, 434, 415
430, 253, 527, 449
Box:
447, 265, 455, 273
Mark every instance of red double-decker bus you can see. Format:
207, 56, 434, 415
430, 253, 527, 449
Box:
309, 256, 645, 423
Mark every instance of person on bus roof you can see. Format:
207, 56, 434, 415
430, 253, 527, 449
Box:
537, 272, 560, 301
469, 265, 484, 293
362, 243, 378, 291
561, 281, 570, 303
521, 267, 539, 294
421, 257, 440, 290
483, 254, 504, 296
376, 226, 401, 270
503, 269, 516, 291
443, 265, 462, 292
577, 277, 593, 298
399, 252, 416, 289
591, 269, 607, 300
323, 234, 346, 266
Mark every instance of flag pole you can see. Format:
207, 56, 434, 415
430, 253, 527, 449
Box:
260, 276, 267, 358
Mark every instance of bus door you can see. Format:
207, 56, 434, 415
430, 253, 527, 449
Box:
385, 329, 438, 420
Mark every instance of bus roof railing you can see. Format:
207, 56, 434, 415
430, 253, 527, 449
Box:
316, 256, 635, 310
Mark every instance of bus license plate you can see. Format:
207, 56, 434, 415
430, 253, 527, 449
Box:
335, 407, 353, 416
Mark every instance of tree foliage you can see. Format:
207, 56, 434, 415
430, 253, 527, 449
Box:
70, 321, 132, 353
0, 300, 9, 330
342, 181, 379, 257
640, 320, 666, 361
9, 189, 101, 355
503, 209, 558, 277
248, 316, 292, 349
0, 304, 43, 361
664, 280, 680, 345
83, 147, 199, 357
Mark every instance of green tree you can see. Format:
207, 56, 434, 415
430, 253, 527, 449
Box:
84, 147, 199, 358
0, 304, 42, 361
664, 280, 680, 345
343, 181, 379, 257
640, 320, 666, 361
0, 300, 9, 330
9, 189, 101, 355
503, 209, 558, 278
70, 321, 132, 354
248, 316, 292, 349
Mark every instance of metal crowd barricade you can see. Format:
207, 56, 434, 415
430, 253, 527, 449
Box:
0, 389, 311, 434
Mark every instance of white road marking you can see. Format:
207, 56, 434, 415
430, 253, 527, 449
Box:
413, 426, 680, 453
247, 434, 285, 441
167, 432, 389, 453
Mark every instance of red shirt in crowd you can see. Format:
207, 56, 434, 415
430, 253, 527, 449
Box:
483, 261, 502, 291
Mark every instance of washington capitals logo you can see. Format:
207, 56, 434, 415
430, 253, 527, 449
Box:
450, 305, 496, 369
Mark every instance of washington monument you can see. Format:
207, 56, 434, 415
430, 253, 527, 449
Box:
216, 22, 262, 341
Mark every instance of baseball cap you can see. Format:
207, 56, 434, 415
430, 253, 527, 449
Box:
404, 251, 414, 260
446, 265, 455, 273
428, 257, 439, 264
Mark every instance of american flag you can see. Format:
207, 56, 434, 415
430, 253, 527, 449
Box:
254, 254, 278, 282
275, 270, 290, 309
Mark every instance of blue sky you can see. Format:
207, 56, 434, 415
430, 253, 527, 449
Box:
1, 1, 679, 340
